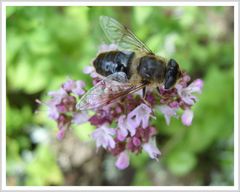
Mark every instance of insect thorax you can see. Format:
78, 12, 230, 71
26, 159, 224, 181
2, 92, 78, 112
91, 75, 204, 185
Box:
135, 54, 166, 84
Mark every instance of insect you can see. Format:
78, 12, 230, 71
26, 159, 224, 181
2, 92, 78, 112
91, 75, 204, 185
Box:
76, 16, 182, 110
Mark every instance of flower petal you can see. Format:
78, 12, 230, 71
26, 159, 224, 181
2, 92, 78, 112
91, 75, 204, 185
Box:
181, 109, 194, 126
72, 80, 85, 96
56, 129, 65, 140
128, 103, 152, 129
72, 111, 89, 124
83, 66, 95, 74
115, 151, 129, 170
92, 124, 116, 149
143, 138, 161, 160
158, 105, 178, 125
118, 115, 137, 137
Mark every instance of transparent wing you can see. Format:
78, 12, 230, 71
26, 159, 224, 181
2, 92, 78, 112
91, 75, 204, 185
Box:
76, 72, 146, 110
100, 16, 154, 54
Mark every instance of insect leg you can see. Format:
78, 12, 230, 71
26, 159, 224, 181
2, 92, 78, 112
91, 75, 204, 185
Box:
156, 86, 161, 95
142, 87, 146, 99
140, 86, 151, 107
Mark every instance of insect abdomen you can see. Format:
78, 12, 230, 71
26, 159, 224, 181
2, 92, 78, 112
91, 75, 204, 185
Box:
93, 51, 134, 78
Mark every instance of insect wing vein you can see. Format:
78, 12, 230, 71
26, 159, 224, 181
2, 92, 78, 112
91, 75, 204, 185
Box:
100, 16, 153, 54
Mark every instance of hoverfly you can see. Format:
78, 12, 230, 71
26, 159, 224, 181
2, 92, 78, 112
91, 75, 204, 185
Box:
76, 16, 182, 110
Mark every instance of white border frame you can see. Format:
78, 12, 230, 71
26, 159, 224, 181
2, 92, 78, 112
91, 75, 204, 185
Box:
1, 1, 239, 191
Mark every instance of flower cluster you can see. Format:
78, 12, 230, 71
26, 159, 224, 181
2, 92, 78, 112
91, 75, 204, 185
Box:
38, 44, 203, 170
37, 79, 89, 140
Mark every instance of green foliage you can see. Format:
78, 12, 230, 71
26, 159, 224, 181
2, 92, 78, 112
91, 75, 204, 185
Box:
6, 6, 234, 186
26, 145, 63, 185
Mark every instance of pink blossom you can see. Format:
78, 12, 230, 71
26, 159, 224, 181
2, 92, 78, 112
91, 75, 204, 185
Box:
44, 89, 68, 120
48, 106, 59, 120
116, 129, 126, 142
98, 43, 118, 53
92, 124, 116, 149
83, 66, 95, 74
72, 80, 85, 96
56, 128, 65, 140
158, 105, 178, 125
62, 79, 75, 92
56, 95, 76, 113
132, 137, 141, 146
48, 88, 67, 105
142, 138, 161, 160
128, 103, 152, 129
56, 114, 71, 140
115, 151, 129, 170
62, 79, 85, 96
181, 109, 194, 126
118, 115, 136, 137
83, 65, 99, 78
72, 111, 89, 124
176, 79, 203, 105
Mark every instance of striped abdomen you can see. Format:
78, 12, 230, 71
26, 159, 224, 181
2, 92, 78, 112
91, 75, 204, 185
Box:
93, 51, 134, 78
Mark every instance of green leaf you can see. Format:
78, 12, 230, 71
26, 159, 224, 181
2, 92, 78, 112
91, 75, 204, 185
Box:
26, 145, 63, 185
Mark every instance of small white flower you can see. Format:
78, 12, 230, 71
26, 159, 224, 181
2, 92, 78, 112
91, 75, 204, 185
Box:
98, 43, 118, 54
48, 88, 67, 105
176, 79, 203, 105
83, 66, 95, 74
143, 138, 161, 160
92, 124, 116, 149
115, 151, 129, 170
72, 111, 89, 125
128, 103, 152, 129
118, 115, 136, 137
181, 109, 194, 126
158, 105, 178, 125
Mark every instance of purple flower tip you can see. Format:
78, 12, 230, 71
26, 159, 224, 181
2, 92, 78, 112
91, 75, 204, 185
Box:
158, 105, 178, 125
115, 151, 129, 170
83, 66, 95, 74
181, 109, 194, 126
92, 124, 116, 149
128, 103, 152, 129
143, 138, 161, 160
118, 115, 136, 137
57, 129, 65, 140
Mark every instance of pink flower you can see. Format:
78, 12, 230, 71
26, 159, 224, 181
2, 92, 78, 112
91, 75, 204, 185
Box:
48, 88, 67, 105
117, 115, 137, 137
181, 109, 194, 126
176, 79, 203, 105
57, 128, 65, 140
56, 114, 71, 140
158, 105, 178, 125
92, 124, 116, 149
56, 95, 76, 113
128, 103, 152, 129
83, 66, 95, 74
62, 79, 85, 96
48, 106, 59, 120
72, 80, 85, 96
98, 43, 118, 53
72, 111, 89, 124
142, 138, 161, 160
116, 129, 126, 142
115, 151, 129, 170
42, 88, 68, 120
62, 79, 75, 92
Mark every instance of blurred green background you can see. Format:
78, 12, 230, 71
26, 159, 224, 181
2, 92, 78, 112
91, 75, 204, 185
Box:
6, 6, 234, 186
